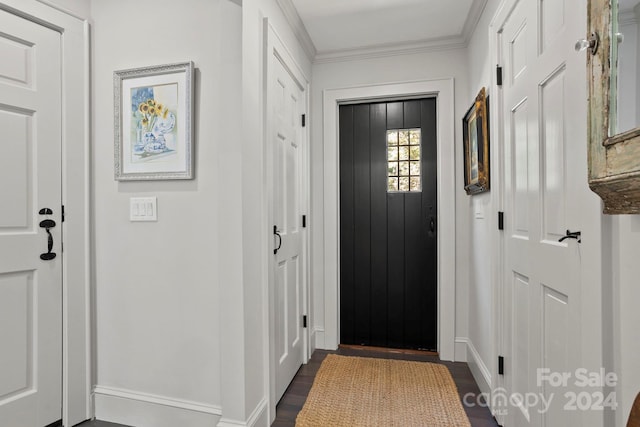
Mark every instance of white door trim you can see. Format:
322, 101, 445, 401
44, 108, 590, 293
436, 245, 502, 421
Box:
263, 18, 311, 424
488, 4, 509, 423
321, 78, 457, 361
0, 1, 91, 425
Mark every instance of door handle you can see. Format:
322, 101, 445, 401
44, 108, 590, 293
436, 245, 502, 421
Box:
558, 230, 581, 243
39, 219, 57, 260
274, 225, 282, 255
430, 216, 435, 233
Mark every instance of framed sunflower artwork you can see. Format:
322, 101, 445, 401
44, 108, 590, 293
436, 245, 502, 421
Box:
114, 61, 194, 180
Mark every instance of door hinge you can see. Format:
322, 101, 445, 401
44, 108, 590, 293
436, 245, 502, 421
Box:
303, 315, 307, 328
301, 114, 306, 127
302, 215, 307, 228
496, 65, 503, 86
62, 205, 65, 223
498, 355, 504, 375
498, 211, 504, 230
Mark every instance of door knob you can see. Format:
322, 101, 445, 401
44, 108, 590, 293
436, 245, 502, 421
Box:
273, 225, 282, 255
39, 219, 57, 260
575, 32, 599, 55
558, 230, 581, 243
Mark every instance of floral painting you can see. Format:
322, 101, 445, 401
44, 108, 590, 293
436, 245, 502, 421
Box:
130, 84, 178, 162
114, 62, 194, 180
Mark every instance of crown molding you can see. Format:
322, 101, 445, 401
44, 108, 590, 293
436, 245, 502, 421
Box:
462, 0, 489, 43
275, 0, 317, 62
314, 36, 467, 64
312, 0, 487, 64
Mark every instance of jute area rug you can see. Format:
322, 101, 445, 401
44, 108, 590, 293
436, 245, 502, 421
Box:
296, 354, 471, 427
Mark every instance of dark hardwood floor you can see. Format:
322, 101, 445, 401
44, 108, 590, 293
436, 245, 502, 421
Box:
273, 346, 500, 427
76, 347, 498, 427
76, 421, 130, 427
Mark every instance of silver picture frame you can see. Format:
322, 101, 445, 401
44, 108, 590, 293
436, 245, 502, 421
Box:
114, 61, 194, 180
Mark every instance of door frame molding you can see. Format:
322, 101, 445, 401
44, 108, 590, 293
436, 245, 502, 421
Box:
263, 19, 311, 423
321, 78, 457, 361
0, 1, 91, 425
488, 2, 508, 422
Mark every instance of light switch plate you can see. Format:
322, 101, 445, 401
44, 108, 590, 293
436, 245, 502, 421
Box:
130, 197, 157, 221
474, 203, 485, 219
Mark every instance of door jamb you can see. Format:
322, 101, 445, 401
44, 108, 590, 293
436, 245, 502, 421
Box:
263, 18, 311, 424
321, 79, 457, 361
489, 2, 509, 423
0, 1, 91, 426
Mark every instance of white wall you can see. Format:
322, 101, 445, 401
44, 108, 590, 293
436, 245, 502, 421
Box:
609, 8, 640, 414
90, 0, 240, 425
310, 48, 470, 359
463, 0, 502, 395
612, 29, 640, 422
609, 217, 640, 426
89, 0, 310, 424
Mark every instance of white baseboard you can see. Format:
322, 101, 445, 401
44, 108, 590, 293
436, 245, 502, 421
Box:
93, 385, 221, 427
309, 327, 317, 355
313, 327, 326, 350
454, 337, 468, 362
465, 339, 492, 396
217, 398, 268, 427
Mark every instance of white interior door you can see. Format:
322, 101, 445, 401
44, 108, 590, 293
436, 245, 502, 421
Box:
269, 43, 305, 402
498, 0, 590, 425
0, 10, 62, 427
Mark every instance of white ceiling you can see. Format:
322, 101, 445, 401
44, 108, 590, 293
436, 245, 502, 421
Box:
290, 0, 483, 55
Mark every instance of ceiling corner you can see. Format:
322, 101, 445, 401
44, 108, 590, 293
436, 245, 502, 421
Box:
275, 0, 317, 62
461, 0, 489, 44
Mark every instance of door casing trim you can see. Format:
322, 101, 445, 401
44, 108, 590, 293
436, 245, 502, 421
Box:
264, 18, 311, 424
321, 78, 457, 361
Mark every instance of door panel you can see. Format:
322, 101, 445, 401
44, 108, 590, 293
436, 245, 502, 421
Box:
540, 67, 568, 241
369, 103, 388, 348
339, 106, 356, 344
0, 109, 32, 228
0, 10, 62, 427
340, 99, 437, 351
353, 105, 371, 346
386, 191, 406, 350
499, 0, 584, 424
271, 52, 304, 402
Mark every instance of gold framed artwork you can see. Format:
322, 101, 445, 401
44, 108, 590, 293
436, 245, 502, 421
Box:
114, 61, 194, 180
463, 87, 490, 195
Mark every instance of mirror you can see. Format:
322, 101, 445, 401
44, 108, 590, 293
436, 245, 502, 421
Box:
611, 0, 640, 135
587, 0, 640, 214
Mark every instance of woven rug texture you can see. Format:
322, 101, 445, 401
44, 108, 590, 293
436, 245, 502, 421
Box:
295, 354, 471, 427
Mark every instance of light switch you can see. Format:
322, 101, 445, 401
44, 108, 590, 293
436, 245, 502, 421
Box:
130, 197, 157, 221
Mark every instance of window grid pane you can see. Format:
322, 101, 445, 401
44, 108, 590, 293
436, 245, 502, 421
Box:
386, 128, 421, 192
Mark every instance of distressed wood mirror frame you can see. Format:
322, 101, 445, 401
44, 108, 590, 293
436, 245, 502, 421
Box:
588, 0, 640, 213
